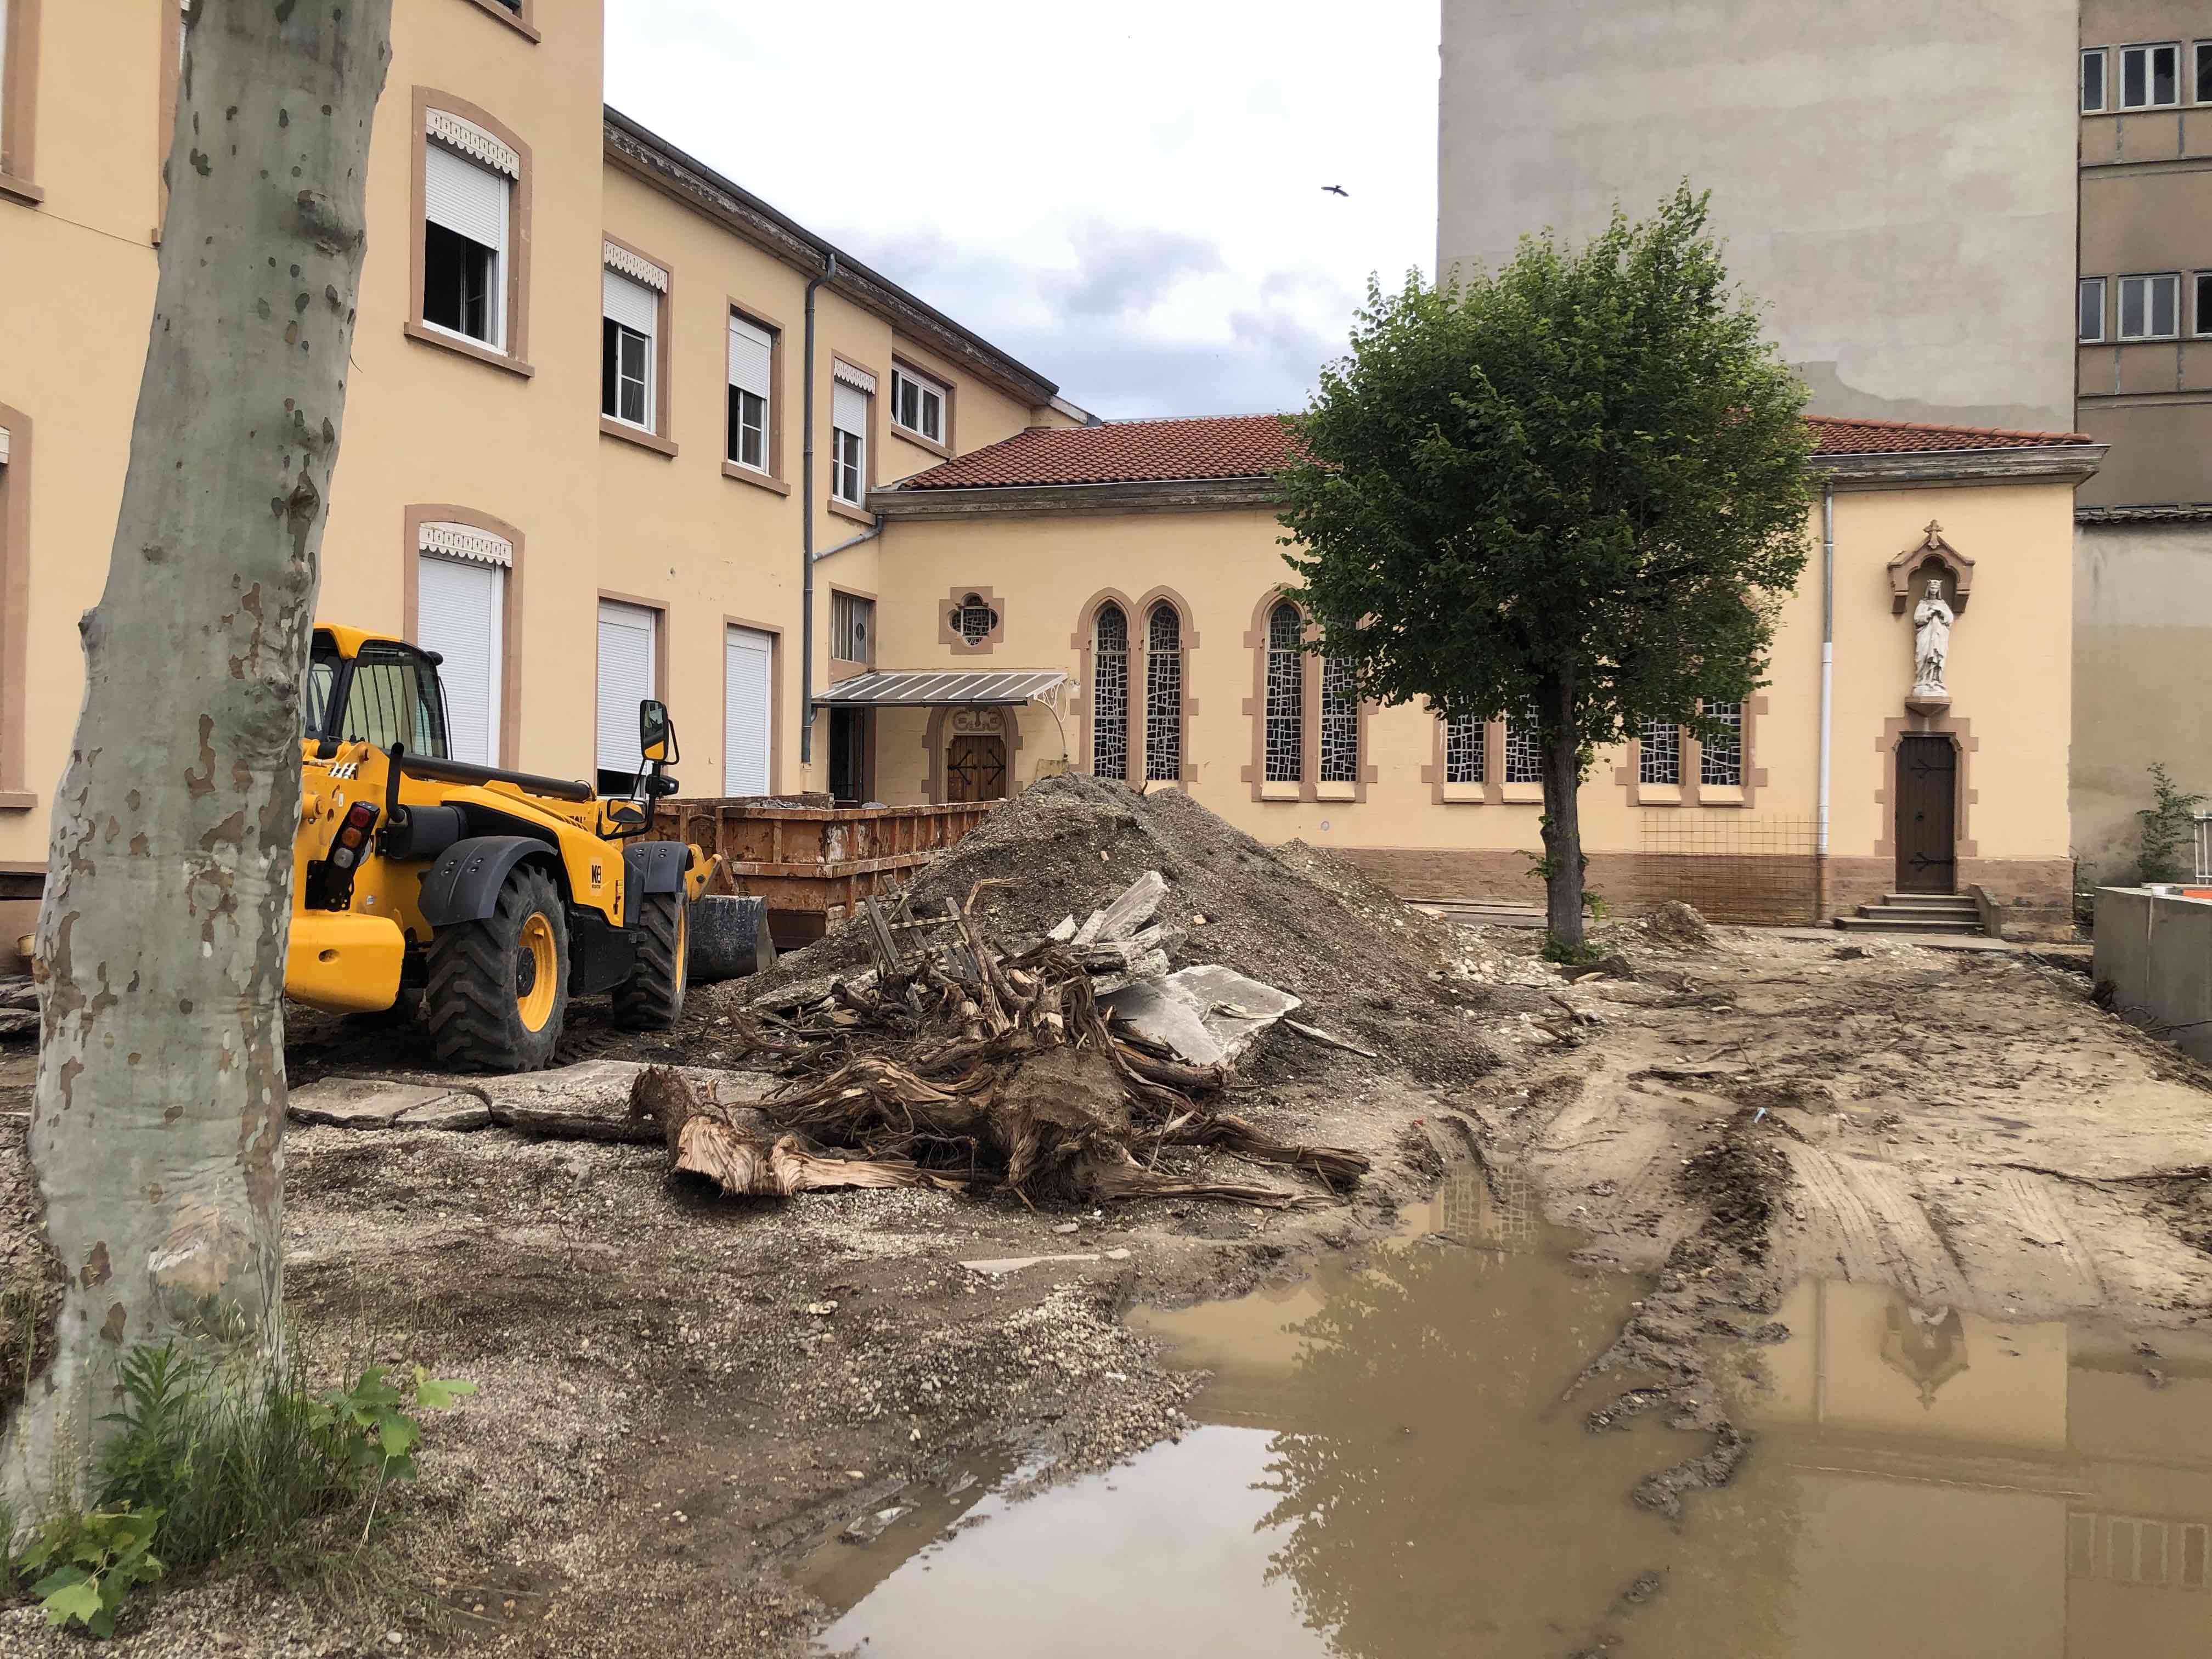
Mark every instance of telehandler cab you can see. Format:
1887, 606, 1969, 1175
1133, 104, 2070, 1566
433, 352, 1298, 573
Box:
284, 624, 713, 1071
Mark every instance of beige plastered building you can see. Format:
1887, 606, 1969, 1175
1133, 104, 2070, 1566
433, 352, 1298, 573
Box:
846, 415, 2098, 935
0, 0, 1082, 944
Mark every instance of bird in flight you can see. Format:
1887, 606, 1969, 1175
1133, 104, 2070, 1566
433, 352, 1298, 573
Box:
1322, 184, 1349, 197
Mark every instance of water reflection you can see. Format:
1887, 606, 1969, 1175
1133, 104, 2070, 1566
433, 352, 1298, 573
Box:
807, 1166, 2212, 1658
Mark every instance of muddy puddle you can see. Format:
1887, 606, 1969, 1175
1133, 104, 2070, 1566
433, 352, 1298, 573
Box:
799, 1166, 2212, 1657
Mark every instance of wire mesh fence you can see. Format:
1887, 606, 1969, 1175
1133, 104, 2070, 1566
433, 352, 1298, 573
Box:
1633, 814, 1821, 925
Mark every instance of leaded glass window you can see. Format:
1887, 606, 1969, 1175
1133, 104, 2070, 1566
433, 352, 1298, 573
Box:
1503, 709, 1542, 784
1092, 603, 1128, 781
1639, 716, 1681, 785
1320, 657, 1358, 783
1264, 601, 1304, 784
1144, 603, 1183, 782
1700, 700, 1743, 786
1444, 714, 1484, 785
952, 592, 998, 647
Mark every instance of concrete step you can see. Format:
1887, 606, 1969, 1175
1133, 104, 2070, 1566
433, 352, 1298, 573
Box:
1833, 911, 1984, 934
1880, 892, 1979, 910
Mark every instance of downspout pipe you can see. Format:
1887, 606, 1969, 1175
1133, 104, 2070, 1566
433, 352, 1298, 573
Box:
801, 253, 837, 768
1816, 482, 1836, 923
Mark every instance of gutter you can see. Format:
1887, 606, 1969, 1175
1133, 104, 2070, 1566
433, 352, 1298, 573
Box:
813, 521, 881, 563
1816, 484, 1835, 925
800, 255, 833, 769
1810, 443, 2106, 490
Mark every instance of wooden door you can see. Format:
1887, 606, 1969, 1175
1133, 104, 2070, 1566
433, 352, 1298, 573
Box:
1895, 735, 1957, 893
946, 735, 1007, 803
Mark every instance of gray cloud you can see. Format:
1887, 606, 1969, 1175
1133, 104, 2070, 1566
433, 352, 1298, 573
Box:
1050, 224, 1226, 321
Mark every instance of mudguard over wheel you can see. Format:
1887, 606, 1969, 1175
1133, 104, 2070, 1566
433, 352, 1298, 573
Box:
425, 863, 568, 1071
613, 889, 687, 1030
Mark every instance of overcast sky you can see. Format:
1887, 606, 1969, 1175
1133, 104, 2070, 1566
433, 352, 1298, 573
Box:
605, 3, 1440, 420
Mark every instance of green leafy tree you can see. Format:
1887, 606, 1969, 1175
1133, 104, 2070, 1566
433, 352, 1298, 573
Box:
1278, 187, 1815, 950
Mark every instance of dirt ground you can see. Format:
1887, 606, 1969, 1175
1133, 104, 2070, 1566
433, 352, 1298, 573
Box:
3, 789, 2211, 1654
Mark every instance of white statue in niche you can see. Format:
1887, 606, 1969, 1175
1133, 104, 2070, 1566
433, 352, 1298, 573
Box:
1912, 577, 1954, 699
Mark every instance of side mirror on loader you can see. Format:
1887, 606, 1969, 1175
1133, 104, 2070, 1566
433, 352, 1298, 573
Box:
640, 699, 678, 765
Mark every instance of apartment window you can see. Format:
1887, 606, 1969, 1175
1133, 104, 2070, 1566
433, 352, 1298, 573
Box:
414, 521, 511, 768
1700, 701, 1744, 787
2195, 273, 2212, 337
1503, 710, 1542, 785
1639, 716, 1681, 786
1145, 602, 1183, 782
2082, 47, 2108, 112
831, 363, 873, 505
2198, 41, 2212, 104
890, 365, 947, 446
2119, 273, 2181, 340
1444, 714, 1485, 785
2120, 43, 2181, 109
1092, 602, 1129, 781
831, 591, 874, 665
1263, 601, 1304, 784
601, 255, 664, 431
425, 138, 511, 348
596, 598, 658, 796
727, 313, 773, 473
2079, 278, 2106, 343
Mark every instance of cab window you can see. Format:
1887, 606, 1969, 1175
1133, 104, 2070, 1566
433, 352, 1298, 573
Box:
337, 644, 451, 758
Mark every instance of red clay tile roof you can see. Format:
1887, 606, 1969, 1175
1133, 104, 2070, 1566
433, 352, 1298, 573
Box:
1805, 415, 2096, 455
894, 412, 2093, 492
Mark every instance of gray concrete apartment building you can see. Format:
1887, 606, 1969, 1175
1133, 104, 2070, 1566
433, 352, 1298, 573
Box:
1438, 0, 2209, 884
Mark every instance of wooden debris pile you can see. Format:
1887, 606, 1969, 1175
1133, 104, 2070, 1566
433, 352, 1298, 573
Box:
699, 872, 1368, 1209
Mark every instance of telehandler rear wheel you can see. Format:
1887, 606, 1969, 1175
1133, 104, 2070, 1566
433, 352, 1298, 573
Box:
425, 864, 568, 1071
612, 889, 687, 1030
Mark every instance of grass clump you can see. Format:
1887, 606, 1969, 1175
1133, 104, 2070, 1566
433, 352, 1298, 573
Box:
5, 1340, 475, 1638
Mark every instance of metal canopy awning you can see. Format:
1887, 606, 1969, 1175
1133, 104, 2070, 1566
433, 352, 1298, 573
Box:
813, 669, 1068, 708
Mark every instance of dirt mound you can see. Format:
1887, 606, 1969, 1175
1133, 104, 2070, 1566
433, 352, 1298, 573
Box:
723, 775, 1502, 1086
1640, 900, 1713, 950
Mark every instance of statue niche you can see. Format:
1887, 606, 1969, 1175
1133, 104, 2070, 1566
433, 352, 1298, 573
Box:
1889, 523, 1971, 716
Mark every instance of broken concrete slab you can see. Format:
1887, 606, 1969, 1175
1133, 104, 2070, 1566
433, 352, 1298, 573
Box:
1093, 870, 1167, 941
1101, 964, 1301, 1068
287, 1077, 488, 1131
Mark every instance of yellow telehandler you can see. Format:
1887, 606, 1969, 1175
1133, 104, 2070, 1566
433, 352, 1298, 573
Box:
284, 624, 713, 1071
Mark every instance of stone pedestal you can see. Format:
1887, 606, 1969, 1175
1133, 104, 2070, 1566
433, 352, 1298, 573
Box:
1905, 691, 1951, 718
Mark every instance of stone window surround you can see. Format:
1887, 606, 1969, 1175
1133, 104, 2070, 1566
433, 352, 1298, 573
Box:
405, 88, 537, 379
1871, 712, 1979, 871
0, 401, 32, 810
1070, 587, 1200, 786
939, 584, 1005, 657
0, 0, 41, 206
1615, 695, 1769, 809
1239, 589, 1374, 804
458, 0, 540, 43
400, 504, 525, 770
723, 300, 789, 495
599, 232, 678, 458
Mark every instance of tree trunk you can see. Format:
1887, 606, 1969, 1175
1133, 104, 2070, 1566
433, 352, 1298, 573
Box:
1, 0, 390, 1517
1537, 679, 1587, 952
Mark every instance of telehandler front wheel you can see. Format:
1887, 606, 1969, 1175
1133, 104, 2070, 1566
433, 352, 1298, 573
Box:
425, 863, 569, 1072
612, 889, 687, 1030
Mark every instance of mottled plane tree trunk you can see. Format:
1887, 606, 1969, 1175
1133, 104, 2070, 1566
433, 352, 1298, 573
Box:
1, 0, 390, 1516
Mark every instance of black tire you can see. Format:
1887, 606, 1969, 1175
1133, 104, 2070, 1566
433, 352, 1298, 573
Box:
424, 863, 569, 1072
612, 889, 687, 1030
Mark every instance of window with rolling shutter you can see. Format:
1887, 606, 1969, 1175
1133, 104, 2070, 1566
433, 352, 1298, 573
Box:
424, 143, 509, 348
831, 375, 868, 504
416, 554, 504, 766
596, 599, 658, 794
724, 625, 774, 797
602, 267, 659, 429
728, 313, 772, 472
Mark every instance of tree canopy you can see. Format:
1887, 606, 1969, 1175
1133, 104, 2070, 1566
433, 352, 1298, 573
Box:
1277, 185, 1815, 948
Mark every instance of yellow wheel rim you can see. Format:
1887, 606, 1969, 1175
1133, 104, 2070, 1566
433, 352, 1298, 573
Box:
516, 913, 558, 1032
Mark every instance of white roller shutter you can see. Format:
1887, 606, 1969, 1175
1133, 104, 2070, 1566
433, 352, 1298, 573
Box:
723, 627, 774, 797
729, 315, 771, 399
832, 379, 868, 437
425, 143, 507, 253
597, 600, 658, 778
417, 555, 503, 766
602, 268, 658, 337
